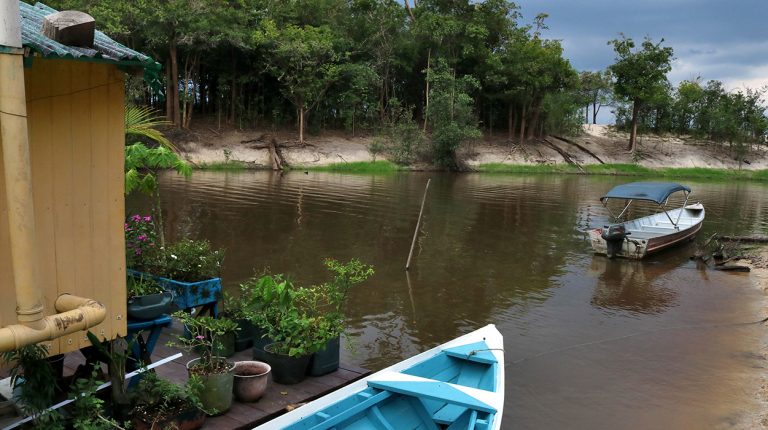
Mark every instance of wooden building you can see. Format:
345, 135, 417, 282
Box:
0, 2, 160, 355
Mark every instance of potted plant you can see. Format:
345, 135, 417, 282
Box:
146, 239, 225, 313
222, 285, 259, 352
127, 274, 174, 321
305, 259, 374, 376
247, 274, 318, 384
131, 370, 206, 430
169, 311, 237, 414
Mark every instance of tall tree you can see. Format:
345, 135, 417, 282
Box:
579, 70, 612, 124
608, 35, 673, 153
255, 21, 344, 143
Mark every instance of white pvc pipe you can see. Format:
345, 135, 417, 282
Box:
3, 353, 184, 429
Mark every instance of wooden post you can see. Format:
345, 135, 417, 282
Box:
406, 179, 431, 271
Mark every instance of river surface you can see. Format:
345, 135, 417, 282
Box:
132, 171, 768, 429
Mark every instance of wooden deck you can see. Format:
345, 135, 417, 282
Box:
54, 322, 371, 430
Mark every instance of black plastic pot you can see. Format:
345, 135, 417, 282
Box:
251, 327, 273, 362
263, 343, 310, 385
307, 336, 340, 376
46, 353, 66, 393
234, 318, 256, 352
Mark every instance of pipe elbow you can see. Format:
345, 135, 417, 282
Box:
0, 294, 107, 353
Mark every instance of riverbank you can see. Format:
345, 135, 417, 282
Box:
744, 246, 768, 428
168, 120, 768, 175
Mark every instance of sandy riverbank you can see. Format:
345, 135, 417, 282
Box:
167, 120, 768, 170
744, 247, 768, 428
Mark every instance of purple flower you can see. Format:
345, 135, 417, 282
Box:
138, 234, 148, 242
131, 214, 141, 222
134, 249, 142, 256
143, 216, 152, 222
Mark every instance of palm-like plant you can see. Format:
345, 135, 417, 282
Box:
124, 105, 191, 195
125, 105, 177, 152
124, 105, 192, 247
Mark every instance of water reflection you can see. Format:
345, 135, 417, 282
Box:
588, 257, 678, 315
129, 171, 768, 429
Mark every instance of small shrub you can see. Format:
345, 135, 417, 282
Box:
146, 239, 225, 282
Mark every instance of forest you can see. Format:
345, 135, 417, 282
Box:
40, 0, 768, 166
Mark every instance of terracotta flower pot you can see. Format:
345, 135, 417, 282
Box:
232, 361, 271, 402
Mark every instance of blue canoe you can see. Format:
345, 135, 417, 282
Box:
256, 324, 504, 430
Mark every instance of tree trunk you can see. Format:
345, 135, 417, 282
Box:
592, 100, 600, 124
165, 58, 172, 122
181, 53, 190, 129
229, 50, 237, 124
169, 38, 180, 127
423, 48, 431, 133
519, 103, 527, 144
628, 100, 640, 152
507, 103, 514, 144
585, 104, 589, 124
527, 100, 541, 141
299, 106, 305, 144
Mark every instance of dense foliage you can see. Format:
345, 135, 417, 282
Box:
40, 0, 582, 160
39, 0, 767, 163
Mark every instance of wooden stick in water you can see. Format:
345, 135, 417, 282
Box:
406, 179, 431, 271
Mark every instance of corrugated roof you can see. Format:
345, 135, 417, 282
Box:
19, 2, 153, 67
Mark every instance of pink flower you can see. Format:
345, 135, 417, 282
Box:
131, 214, 141, 222
138, 234, 148, 242
134, 249, 142, 255
195, 335, 205, 340
143, 216, 152, 222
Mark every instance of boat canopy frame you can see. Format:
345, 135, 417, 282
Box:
601, 182, 691, 228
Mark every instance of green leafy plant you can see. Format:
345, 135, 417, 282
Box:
69, 370, 126, 430
146, 239, 224, 283
85, 332, 135, 421
168, 312, 238, 375
131, 370, 207, 425
248, 259, 374, 357
126, 274, 165, 299
1, 343, 63, 427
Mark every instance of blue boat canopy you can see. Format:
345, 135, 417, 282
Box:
601, 182, 690, 205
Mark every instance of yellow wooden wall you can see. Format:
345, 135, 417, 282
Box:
0, 58, 126, 355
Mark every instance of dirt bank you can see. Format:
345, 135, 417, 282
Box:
168, 119, 768, 170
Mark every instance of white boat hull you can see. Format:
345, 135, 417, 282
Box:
588, 203, 705, 259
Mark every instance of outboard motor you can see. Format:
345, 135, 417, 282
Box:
601, 224, 627, 258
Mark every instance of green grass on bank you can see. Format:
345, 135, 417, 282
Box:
304, 160, 400, 173
197, 161, 250, 170
477, 163, 768, 181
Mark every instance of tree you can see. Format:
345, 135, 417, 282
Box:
255, 21, 344, 144
579, 70, 612, 124
427, 60, 481, 168
608, 35, 673, 153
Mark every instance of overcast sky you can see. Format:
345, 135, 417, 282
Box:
513, 0, 768, 92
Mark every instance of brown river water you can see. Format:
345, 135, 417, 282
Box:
131, 171, 768, 429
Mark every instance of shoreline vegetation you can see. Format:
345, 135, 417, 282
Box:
178, 123, 768, 180
197, 159, 768, 181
